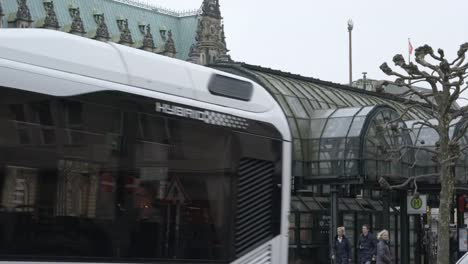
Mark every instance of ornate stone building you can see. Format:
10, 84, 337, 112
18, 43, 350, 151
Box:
0, 0, 230, 64
0, 1, 4, 28
187, 0, 230, 64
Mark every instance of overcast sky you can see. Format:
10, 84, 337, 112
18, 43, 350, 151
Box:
149, 0, 467, 89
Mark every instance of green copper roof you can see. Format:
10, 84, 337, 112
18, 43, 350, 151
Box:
2, 0, 199, 60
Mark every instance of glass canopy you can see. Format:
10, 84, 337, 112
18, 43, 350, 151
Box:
406, 118, 468, 185
288, 105, 412, 184
213, 64, 425, 187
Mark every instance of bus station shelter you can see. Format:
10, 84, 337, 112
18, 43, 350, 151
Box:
214, 62, 468, 264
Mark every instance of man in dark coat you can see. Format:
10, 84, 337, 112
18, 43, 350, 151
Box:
332, 226, 351, 264
358, 224, 377, 264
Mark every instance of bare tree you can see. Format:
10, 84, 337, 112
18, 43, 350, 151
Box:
379, 43, 468, 264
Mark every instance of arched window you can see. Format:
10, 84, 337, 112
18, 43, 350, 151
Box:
200, 53, 206, 65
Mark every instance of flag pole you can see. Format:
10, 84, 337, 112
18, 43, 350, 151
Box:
408, 38, 411, 63
408, 38, 412, 85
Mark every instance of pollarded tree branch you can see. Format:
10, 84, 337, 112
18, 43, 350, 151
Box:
451, 43, 468, 67
410, 120, 440, 133
381, 42, 468, 264
451, 102, 468, 120
453, 119, 468, 143
379, 64, 440, 106
452, 43, 468, 69
415, 45, 444, 76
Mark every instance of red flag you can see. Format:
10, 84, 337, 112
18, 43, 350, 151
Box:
408, 38, 414, 55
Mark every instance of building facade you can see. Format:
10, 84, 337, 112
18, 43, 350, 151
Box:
0, 0, 229, 64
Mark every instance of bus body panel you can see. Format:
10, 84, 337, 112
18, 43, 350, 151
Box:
0, 29, 275, 114
0, 30, 292, 264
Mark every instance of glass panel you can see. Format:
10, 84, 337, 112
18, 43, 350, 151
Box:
309, 119, 327, 139
347, 116, 367, 137
343, 198, 363, 211
338, 198, 349, 211
357, 106, 375, 116
308, 99, 322, 109
331, 107, 361, 118
302, 197, 322, 211
322, 117, 353, 138
285, 96, 309, 118
0, 88, 283, 261
300, 99, 315, 116
321, 90, 346, 106
278, 78, 306, 98
299, 229, 313, 244
308, 139, 321, 161
318, 100, 332, 109
274, 94, 293, 116
416, 127, 439, 146
300, 213, 313, 228
294, 139, 303, 160
343, 213, 355, 261
343, 93, 361, 106
263, 75, 295, 96
293, 160, 304, 177
291, 82, 315, 100
296, 119, 311, 138
291, 199, 309, 212
289, 229, 295, 244
309, 109, 336, 119
288, 118, 300, 138
369, 200, 383, 211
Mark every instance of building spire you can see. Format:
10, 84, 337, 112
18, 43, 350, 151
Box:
0, 1, 4, 28
188, 0, 230, 65
201, 0, 221, 19
14, 0, 33, 28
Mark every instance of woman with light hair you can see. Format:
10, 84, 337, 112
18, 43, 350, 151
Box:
376, 230, 392, 264
332, 226, 351, 264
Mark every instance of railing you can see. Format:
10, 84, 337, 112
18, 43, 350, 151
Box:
110, 0, 201, 17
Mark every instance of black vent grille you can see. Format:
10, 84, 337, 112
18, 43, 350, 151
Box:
234, 158, 276, 257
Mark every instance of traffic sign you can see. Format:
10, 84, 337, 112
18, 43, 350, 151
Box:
407, 195, 427, 214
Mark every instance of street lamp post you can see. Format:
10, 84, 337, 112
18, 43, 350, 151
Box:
348, 19, 354, 85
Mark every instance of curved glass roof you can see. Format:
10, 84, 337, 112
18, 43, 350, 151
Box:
406, 118, 468, 185
213, 63, 418, 187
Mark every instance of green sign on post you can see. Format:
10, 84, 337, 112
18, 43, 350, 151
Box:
411, 197, 423, 210
407, 195, 427, 214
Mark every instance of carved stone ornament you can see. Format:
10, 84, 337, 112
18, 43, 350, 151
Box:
195, 19, 203, 42
0, 1, 4, 29
164, 30, 176, 55
220, 24, 227, 48
189, 43, 197, 56
202, 0, 221, 19
16, 0, 33, 22
43, 1, 59, 29
93, 13, 110, 41
141, 24, 155, 50
69, 6, 86, 34
117, 18, 133, 45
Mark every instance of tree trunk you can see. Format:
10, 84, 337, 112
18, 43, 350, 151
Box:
436, 124, 455, 264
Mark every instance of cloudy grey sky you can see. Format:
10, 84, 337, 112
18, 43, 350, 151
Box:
150, 0, 467, 88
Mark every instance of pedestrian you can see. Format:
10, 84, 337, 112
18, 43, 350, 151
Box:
358, 224, 377, 264
376, 230, 392, 264
332, 226, 351, 264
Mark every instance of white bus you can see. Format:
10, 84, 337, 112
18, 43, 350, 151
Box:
0, 29, 291, 264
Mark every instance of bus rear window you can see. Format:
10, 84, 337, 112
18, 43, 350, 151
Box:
0, 87, 282, 262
